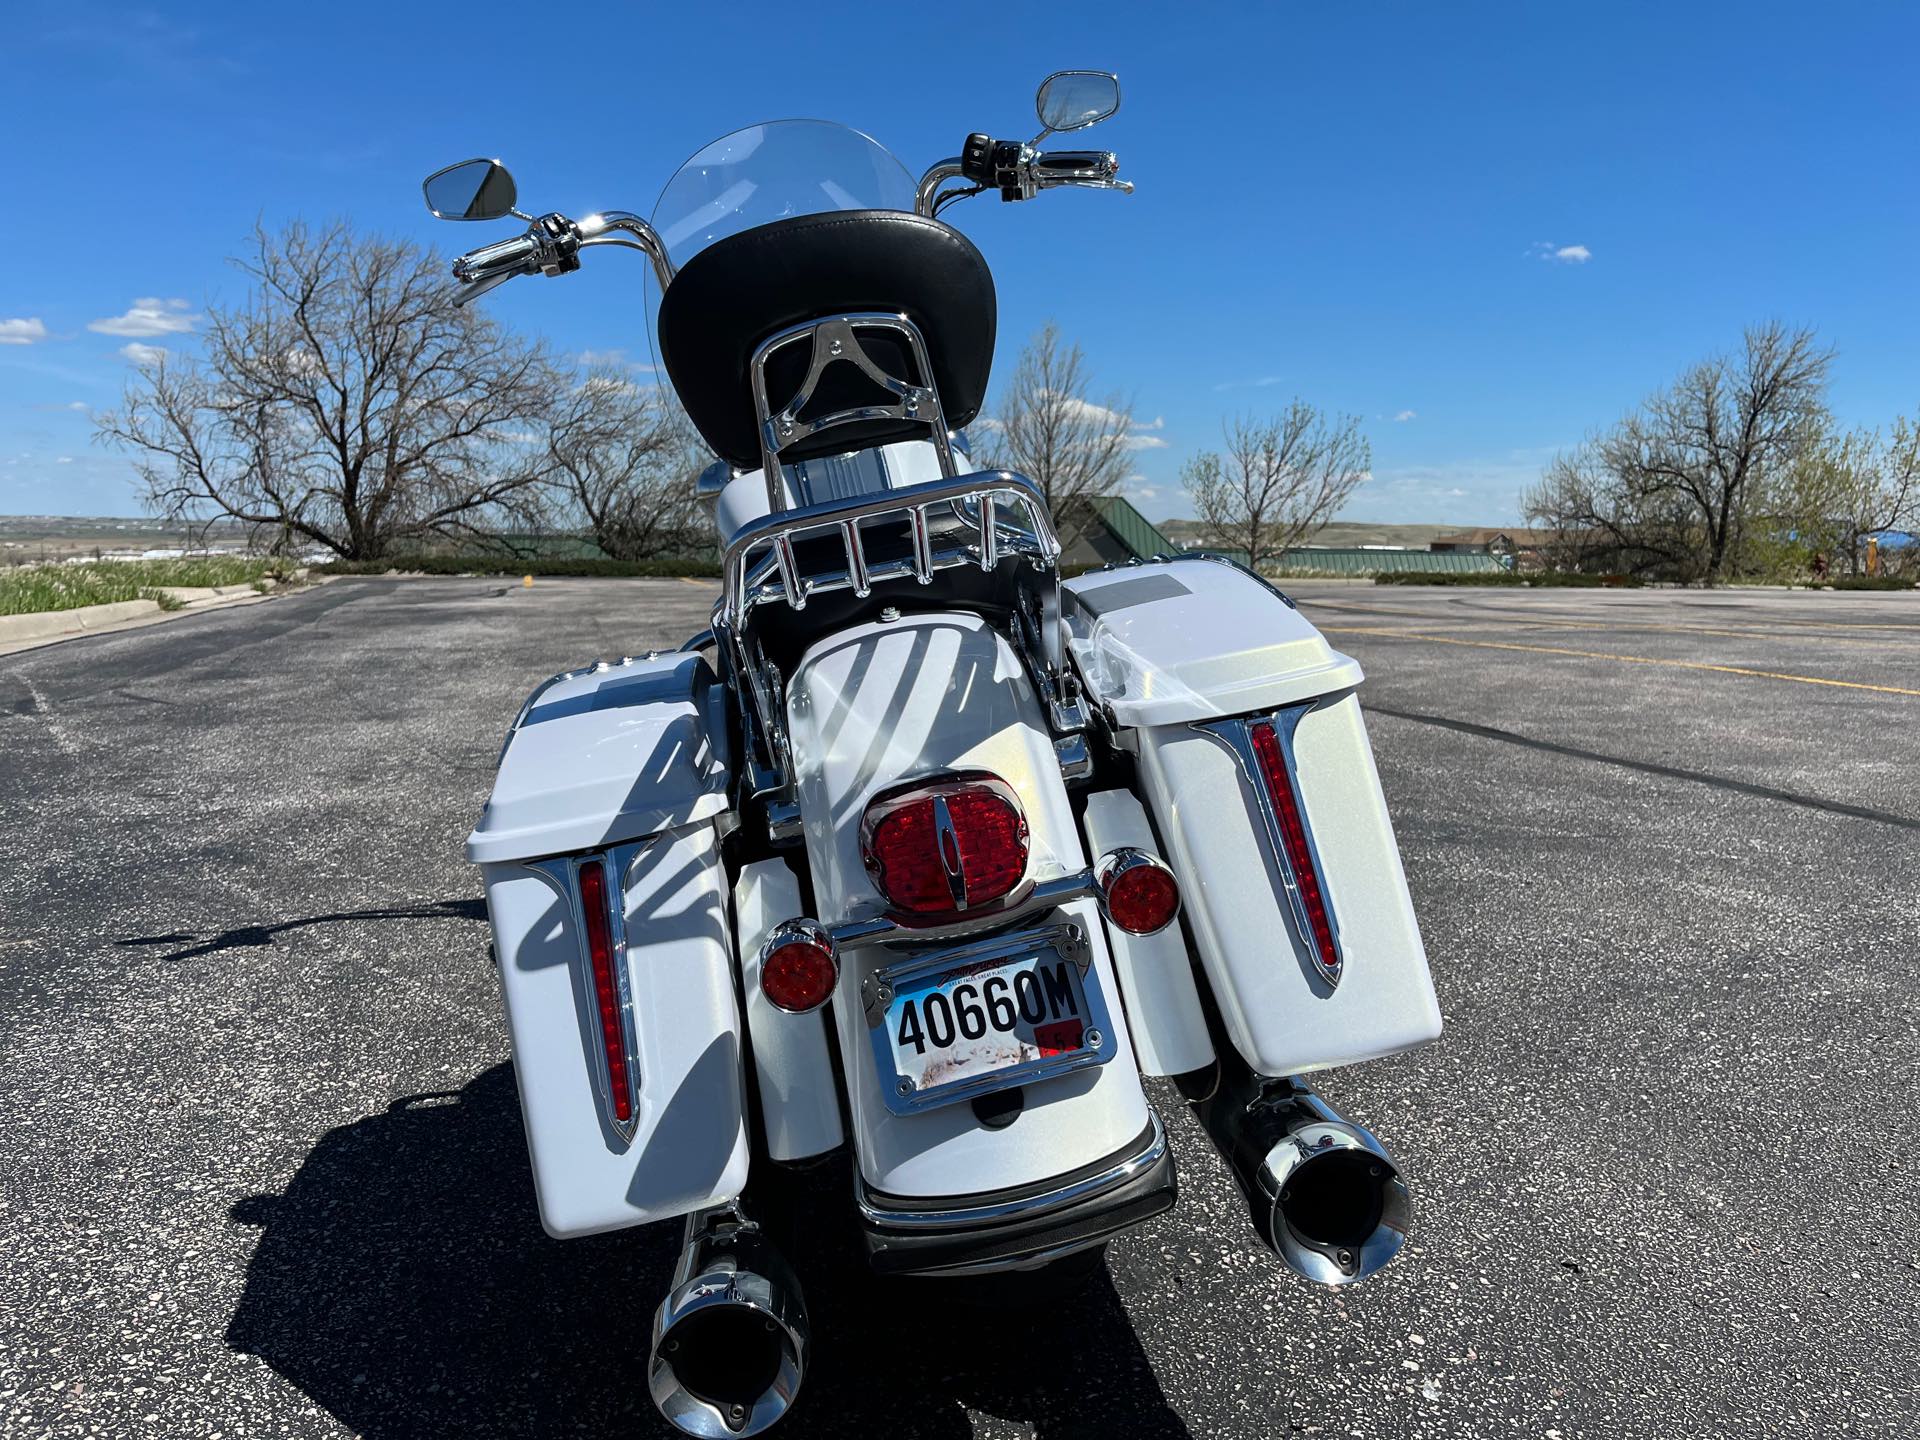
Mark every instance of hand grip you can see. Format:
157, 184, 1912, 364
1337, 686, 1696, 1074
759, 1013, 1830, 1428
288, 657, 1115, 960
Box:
1032, 150, 1120, 184
452, 231, 543, 283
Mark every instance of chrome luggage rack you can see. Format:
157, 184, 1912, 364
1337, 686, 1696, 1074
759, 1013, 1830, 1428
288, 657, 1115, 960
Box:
715, 471, 1088, 804
714, 309, 1090, 812
719, 471, 1060, 629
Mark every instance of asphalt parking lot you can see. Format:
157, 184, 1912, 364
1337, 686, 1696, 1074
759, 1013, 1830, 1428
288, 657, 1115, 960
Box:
1, 576, 1916, 1439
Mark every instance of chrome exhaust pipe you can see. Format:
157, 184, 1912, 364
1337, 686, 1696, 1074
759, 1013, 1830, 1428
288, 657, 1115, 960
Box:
648, 1203, 808, 1438
1193, 1060, 1411, 1285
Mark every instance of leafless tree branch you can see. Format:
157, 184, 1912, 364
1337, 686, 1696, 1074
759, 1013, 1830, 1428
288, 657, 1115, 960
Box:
979, 322, 1138, 542
1180, 404, 1370, 568
95, 220, 565, 560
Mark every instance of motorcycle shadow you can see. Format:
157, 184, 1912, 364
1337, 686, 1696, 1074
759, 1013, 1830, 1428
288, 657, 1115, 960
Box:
227, 1063, 1190, 1439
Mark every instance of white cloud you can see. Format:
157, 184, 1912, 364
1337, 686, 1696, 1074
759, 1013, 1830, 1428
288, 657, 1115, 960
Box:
1393, 409, 1418, 423
1530, 241, 1591, 264
0, 317, 48, 345
56, 456, 74, 464
1213, 374, 1285, 392
1345, 446, 1567, 524
90, 297, 196, 337
580, 374, 640, 398
120, 342, 168, 366
1051, 394, 1128, 428
578, 347, 657, 373
1045, 394, 1169, 448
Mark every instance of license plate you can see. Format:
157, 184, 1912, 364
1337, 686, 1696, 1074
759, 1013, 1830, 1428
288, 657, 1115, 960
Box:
867, 924, 1116, 1115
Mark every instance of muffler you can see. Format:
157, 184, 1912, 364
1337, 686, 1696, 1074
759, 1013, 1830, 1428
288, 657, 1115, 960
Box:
648, 1203, 808, 1438
1193, 1059, 1411, 1285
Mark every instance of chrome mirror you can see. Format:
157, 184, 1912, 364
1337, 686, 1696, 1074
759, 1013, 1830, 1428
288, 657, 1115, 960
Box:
422, 158, 522, 221
1035, 71, 1121, 138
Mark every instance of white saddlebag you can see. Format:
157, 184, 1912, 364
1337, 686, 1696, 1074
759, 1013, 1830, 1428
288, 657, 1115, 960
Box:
1063, 561, 1442, 1077
467, 653, 749, 1238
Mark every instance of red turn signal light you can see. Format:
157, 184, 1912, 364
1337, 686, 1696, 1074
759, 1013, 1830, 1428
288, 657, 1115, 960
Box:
575, 857, 634, 1126
760, 919, 839, 1014
1096, 847, 1181, 936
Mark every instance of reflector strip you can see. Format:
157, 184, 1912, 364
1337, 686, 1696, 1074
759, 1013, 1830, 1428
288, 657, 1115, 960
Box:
1246, 715, 1343, 986
576, 859, 633, 1125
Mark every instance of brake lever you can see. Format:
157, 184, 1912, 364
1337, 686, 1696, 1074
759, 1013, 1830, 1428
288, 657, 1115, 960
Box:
453, 270, 519, 307
1041, 176, 1135, 196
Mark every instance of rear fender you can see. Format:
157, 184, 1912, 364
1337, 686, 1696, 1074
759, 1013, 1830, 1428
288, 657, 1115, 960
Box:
784, 611, 1152, 1201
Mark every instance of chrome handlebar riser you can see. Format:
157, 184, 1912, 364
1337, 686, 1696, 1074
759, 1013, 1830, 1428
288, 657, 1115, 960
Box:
448, 209, 676, 300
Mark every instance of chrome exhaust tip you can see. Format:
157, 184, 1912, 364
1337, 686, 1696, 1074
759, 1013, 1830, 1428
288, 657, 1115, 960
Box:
1195, 1062, 1412, 1286
1256, 1106, 1411, 1284
648, 1204, 808, 1438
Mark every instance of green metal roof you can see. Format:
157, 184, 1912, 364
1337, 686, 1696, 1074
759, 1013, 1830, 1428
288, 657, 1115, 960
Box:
1264, 548, 1505, 576
1078, 497, 1507, 576
1087, 495, 1183, 559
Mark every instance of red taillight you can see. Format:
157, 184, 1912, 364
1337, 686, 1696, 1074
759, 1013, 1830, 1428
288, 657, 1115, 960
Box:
1248, 719, 1340, 981
576, 858, 633, 1124
1097, 849, 1181, 935
861, 773, 1030, 922
760, 922, 839, 1013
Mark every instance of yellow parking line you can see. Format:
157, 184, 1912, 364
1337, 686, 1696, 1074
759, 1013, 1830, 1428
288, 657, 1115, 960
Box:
678, 576, 712, 587
1306, 600, 1917, 642
1321, 625, 1920, 697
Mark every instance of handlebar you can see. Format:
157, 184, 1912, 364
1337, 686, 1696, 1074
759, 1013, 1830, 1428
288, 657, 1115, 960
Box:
447, 209, 676, 306
916, 138, 1132, 214
447, 143, 1124, 305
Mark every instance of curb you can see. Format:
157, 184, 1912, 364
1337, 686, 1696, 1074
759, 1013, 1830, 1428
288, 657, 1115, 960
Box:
0, 598, 162, 645
0, 581, 317, 659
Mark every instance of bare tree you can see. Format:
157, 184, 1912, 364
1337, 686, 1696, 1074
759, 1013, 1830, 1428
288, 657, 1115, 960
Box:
1181, 405, 1370, 568
548, 373, 712, 561
980, 322, 1137, 536
1523, 322, 1833, 583
97, 221, 563, 560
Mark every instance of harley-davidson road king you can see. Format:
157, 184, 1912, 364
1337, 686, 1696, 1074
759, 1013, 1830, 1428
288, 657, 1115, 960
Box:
423, 70, 1443, 1437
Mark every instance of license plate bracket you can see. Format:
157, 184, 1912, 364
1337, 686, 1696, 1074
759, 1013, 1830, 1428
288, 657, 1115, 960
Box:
862, 921, 1118, 1116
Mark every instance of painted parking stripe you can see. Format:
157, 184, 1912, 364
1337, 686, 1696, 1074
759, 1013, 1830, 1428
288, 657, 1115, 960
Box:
1320, 625, 1920, 697
1306, 599, 1920, 643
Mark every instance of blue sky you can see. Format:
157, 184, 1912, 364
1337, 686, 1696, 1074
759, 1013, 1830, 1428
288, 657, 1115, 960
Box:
3, 1, 1917, 525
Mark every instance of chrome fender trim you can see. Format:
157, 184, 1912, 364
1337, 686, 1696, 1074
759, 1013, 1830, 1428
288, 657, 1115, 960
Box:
855, 1111, 1166, 1230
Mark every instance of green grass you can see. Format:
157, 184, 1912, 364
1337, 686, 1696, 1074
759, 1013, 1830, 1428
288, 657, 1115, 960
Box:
0, 556, 297, 616
313, 554, 722, 578
1818, 575, 1917, 591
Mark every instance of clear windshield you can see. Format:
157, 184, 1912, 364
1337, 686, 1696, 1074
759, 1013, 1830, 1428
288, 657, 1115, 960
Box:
651, 119, 918, 269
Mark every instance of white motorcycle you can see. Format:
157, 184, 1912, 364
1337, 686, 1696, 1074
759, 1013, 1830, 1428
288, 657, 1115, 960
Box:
424, 71, 1442, 1439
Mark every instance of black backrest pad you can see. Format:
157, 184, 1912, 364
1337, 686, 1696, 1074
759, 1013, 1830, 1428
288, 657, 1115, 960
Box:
656, 211, 997, 471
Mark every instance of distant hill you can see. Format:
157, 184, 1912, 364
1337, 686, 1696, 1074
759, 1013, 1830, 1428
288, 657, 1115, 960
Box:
1154, 519, 1471, 550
